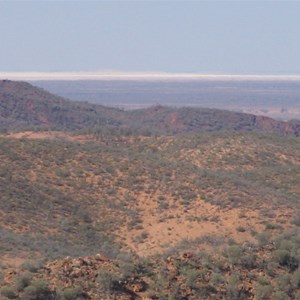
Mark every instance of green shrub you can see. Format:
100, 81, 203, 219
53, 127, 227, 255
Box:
236, 225, 246, 232
226, 274, 240, 300
63, 287, 82, 300
266, 262, 278, 277
258, 277, 270, 286
255, 284, 273, 300
22, 285, 37, 300
226, 245, 242, 264
183, 269, 200, 289
272, 291, 289, 300
275, 273, 291, 292
15, 272, 33, 291
265, 223, 282, 230
274, 250, 291, 265
119, 261, 135, 280
21, 279, 50, 300
240, 253, 256, 269
273, 249, 298, 270
151, 273, 167, 293
256, 232, 271, 247
277, 239, 294, 251
21, 261, 43, 273
210, 272, 225, 285
295, 290, 300, 300
0, 287, 16, 299
97, 270, 119, 293
292, 267, 300, 288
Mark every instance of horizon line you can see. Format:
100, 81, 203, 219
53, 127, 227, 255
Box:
1, 71, 300, 81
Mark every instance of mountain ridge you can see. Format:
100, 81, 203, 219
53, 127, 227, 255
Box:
0, 79, 299, 136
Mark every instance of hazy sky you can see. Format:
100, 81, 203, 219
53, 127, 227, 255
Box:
1, 1, 300, 75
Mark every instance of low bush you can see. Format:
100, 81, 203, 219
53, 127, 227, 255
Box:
0, 287, 16, 299
97, 270, 120, 293
15, 272, 33, 291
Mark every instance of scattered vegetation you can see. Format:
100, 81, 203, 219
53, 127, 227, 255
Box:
0, 80, 300, 299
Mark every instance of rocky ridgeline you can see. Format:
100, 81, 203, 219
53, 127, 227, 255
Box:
1, 254, 147, 300
3, 241, 300, 300
1, 248, 277, 300
38, 255, 146, 299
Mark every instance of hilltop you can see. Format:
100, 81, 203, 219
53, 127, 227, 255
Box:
0, 80, 122, 132
0, 80, 300, 136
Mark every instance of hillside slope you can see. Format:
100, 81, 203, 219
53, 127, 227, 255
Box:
0, 131, 300, 299
0, 80, 300, 136
0, 80, 122, 131
128, 105, 300, 135
0, 132, 299, 259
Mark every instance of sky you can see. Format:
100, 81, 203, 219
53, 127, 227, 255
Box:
0, 1, 300, 75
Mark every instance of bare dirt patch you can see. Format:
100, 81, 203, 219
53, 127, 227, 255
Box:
2, 131, 93, 143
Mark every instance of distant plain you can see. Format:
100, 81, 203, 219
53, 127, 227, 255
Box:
32, 78, 300, 121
